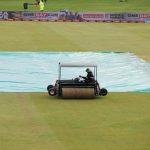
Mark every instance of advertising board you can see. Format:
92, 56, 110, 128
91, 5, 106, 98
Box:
79, 12, 108, 21
0, 11, 16, 20
22, 11, 59, 20
0, 11, 150, 23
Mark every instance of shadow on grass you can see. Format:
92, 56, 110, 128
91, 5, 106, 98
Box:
43, 93, 106, 101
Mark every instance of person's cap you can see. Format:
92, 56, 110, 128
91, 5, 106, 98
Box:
86, 68, 91, 72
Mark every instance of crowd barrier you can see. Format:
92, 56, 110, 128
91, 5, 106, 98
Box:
0, 11, 150, 23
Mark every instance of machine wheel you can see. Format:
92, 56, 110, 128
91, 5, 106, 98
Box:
99, 88, 108, 96
47, 85, 54, 91
48, 88, 55, 96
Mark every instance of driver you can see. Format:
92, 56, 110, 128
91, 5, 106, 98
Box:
79, 68, 95, 83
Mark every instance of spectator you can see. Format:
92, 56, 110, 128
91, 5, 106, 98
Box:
39, 0, 45, 11
34, 0, 44, 11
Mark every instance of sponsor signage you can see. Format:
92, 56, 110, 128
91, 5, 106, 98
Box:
0, 12, 3, 19
79, 12, 107, 21
22, 11, 59, 20
0, 11, 150, 22
125, 13, 140, 21
0, 11, 16, 20
80, 12, 125, 21
80, 12, 150, 22
109, 13, 124, 20
139, 13, 150, 18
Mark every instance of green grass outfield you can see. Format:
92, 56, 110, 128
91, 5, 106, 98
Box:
0, 0, 150, 12
0, 92, 150, 150
0, 21, 150, 149
0, 22, 150, 61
